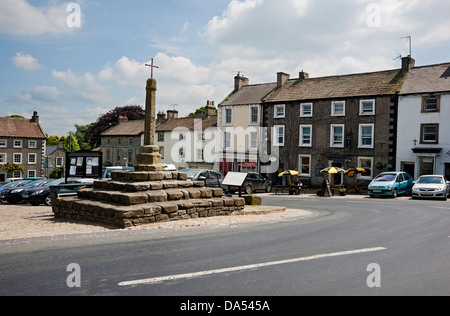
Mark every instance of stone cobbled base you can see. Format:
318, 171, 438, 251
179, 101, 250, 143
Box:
53, 170, 245, 228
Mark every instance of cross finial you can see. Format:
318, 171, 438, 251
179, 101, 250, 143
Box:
145, 58, 159, 79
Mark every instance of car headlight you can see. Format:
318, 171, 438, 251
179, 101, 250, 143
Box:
33, 189, 45, 195
11, 189, 23, 193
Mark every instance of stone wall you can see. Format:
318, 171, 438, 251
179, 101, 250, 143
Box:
52, 170, 245, 228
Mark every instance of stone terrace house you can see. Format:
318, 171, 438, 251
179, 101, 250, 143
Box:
0, 112, 46, 181
397, 62, 450, 179
262, 57, 415, 187
218, 75, 277, 175
100, 116, 144, 167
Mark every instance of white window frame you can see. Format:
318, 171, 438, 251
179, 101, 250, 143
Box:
28, 140, 37, 148
14, 140, 23, 148
0, 153, 6, 164
13, 153, 22, 164
331, 101, 346, 116
249, 105, 259, 125
358, 157, 374, 180
360, 99, 376, 115
249, 131, 258, 151
274, 104, 286, 118
330, 124, 345, 148
273, 125, 285, 147
299, 154, 312, 177
299, 125, 313, 147
224, 107, 233, 126
223, 131, 232, 150
56, 157, 64, 167
358, 124, 375, 148
28, 153, 37, 165
300, 103, 313, 117
28, 170, 36, 178
0, 140, 7, 148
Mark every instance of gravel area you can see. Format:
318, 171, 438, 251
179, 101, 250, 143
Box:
0, 203, 313, 241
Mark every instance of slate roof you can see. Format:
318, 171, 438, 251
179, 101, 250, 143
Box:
101, 120, 144, 136
220, 83, 278, 106
400, 62, 450, 94
156, 115, 217, 132
101, 116, 218, 136
265, 69, 407, 103
0, 117, 46, 138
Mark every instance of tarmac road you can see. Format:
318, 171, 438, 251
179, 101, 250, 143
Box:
0, 194, 449, 298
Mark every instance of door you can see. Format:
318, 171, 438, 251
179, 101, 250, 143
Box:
397, 173, 408, 193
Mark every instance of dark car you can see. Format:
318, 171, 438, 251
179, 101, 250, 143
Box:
0, 180, 34, 203
179, 169, 224, 188
225, 172, 272, 195
2, 179, 51, 204
24, 179, 67, 206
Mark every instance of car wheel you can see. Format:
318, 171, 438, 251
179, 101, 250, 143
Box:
45, 196, 52, 206
246, 184, 253, 195
392, 189, 398, 198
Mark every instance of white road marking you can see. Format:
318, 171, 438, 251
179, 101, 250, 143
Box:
118, 247, 386, 287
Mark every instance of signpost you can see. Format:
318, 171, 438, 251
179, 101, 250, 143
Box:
223, 172, 248, 197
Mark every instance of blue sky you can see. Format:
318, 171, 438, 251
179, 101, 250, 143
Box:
1, 0, 450, 136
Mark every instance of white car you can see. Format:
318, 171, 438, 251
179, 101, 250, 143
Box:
412, 175, 450, 201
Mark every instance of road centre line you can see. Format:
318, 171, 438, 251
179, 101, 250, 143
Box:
118, 247, 386, 287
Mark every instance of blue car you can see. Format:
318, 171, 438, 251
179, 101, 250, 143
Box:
368, 172, 414, 198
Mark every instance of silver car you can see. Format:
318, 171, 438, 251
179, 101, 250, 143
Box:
412, 175, 450, 201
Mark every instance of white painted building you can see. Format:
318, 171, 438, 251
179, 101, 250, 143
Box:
397, 62, 450, 179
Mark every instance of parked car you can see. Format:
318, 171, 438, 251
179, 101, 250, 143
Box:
412, 175, 450, 201
0, 180, 34, 203
368, 171, 414, 198
179, 169, 224, 188
103, 166, 134, 178
225, 172, 272, 195
2, 179, 51, 204
24, 179, 67, 206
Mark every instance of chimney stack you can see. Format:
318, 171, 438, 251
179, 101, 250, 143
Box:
205, 100, 217, 117
118, 116, 128, 124
30, 111, 39, 123
277, 72, 290, 87
157, 111, 166, 124
234, 75, 249, 91
401, 55, 415, 73
167, 110, 179, 120
299, 71, 309, 80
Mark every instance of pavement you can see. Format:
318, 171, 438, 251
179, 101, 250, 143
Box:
0, 197, 312, 243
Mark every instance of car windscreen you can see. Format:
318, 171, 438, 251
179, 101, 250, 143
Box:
417, 177, 443, 184
179, 169, 200, 179
374, 174, 396, 181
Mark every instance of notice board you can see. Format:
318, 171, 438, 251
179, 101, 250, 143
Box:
65, 151, 103, 181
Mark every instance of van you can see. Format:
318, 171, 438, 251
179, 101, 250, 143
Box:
103, 166, 134, 178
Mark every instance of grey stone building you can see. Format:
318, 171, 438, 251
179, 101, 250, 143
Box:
0, 112, 46, 181
262, 58, 415, 186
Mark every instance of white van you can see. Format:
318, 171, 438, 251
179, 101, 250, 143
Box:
103, 166, 134, 178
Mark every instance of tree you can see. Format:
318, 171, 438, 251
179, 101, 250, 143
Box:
85, 105, 145, 148
64, 134, 80, 152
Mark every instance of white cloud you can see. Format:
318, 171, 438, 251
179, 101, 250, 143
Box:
0, 0, 75, 36
12, 52, 42, 71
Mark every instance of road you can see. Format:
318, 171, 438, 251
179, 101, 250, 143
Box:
0, 195, 449, 298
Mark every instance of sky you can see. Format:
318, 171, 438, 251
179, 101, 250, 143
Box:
1, 0, 450, 136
